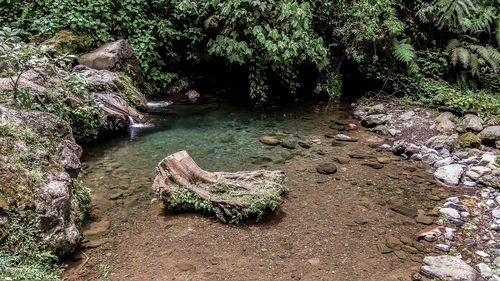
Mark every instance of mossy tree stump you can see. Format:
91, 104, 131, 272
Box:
152, 151, 286, 223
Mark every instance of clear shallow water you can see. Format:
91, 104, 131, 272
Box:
81, 101, 348, 192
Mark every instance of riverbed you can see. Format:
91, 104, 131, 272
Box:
63, 99, 462, 280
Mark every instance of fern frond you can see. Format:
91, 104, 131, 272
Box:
447, 39, 460, 51
457, 47, 470, 68
393, 39, 416, 64
470, 53, 479, 75
470, 44, 500, 71
451, 47, 459, 66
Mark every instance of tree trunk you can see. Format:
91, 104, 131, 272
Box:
152, 151, 286, 223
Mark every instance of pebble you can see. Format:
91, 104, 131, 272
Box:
487, 200, 496, 208
435, 244, 450, 252
381, 144, 391, 149
439, 208, 461, 220
446, 197, 460, 204
493, 209, 500, 219
476, 250, 491, 258
477, 263, 494, 277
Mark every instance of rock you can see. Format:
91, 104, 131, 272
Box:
346, 123, 358, 131
434, 157, 454, 168
298, 141, 311, 149
416, 214, 433, 225
333, 156, 350, 164
466, 166, 492, 180
390, 205, 418, 218
446, 197, 460, 204
459, 132, 482, 148
41, 30, 92, 54
78, 39, 143, 82
377, 243, 393, 254
434, 164, 464, 186
478, 171, 500, 189
280, 140, 296, 149
400, 111, 415, 120
492, 209, 500, 219
386, 235, 403, 250
437, 118, 456, 133
435, 244, 451, 252
404, 144, 421, 157
440, 208, 461, 219
348, 152, 375, 159
479, 126, 500, 143
316, 163, 338, 174
0, 106, 88, 255
426, 134, 459, 151
361, 162, 384, 169
361, 114, 389, 128
479, 153, 497, 166
368, 104, 386, 115
394, 250, 407, 259
477, 263, 494, 278
252, 156, 273, 165
392, 140, 409, 155
402, 244, 418, 254
185, 90, 200, 103
94, 92, 145, 126
420, 255, 482, 281
335, 134, 357, 142
377, 157, 391, 164
307, 258, 320, 266
435, 112, 455, 124
476, 251, 491, 258
459, 114, 484, 132
370, 125, 390, 135
259, 136, 279, 145
422, 153, 442, 165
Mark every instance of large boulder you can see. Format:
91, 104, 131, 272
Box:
420, 255, 483, 281
426, 134, 459, 151
94, 92, 145, 125
458, 114, 483, 133
435, 112, 455, 124
478, 126, 500, 143
73, 65, 147, 109
459, 132, 481, 148
78, 40, 143, 83
361, 114, 389, 128
0, 105, 89, 254
41, 30, 92, 54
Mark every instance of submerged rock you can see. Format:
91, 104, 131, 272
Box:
316, 163, 338, 174
259, 136, 279, 145
361, 114, 389, 127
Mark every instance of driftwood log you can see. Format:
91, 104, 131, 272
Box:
152, 151, 286, 223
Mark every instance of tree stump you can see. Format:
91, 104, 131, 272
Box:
152, 151, 286, 223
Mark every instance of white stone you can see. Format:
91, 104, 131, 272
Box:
445, 227, 456, 240
480, 153, 497, 166
434, 157, 454, 168
440, 208, 461, 219
446, 197, 460, 204
420, 255, 482, 281
486, 199, 496, 208
476, 250, 490, 258
435, 244, 451, 252
461, 211, 470, 218
477, 263, 494, 277
434, 164, 464, 186
492, 209, 500, 219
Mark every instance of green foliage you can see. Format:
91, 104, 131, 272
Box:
0, 210, 62, 281
163, 181, 285, 224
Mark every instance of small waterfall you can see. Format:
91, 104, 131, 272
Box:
146, 101, 172, 109
128, 116, 152, 128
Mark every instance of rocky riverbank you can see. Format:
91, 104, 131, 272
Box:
0, 34, 150, 279
355, 101, 500, 281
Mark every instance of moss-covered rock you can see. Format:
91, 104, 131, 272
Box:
459, 132, 481, 148
0, 105, 90, 255
41, 30, 92, 54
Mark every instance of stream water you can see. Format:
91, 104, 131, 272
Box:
81, 100, 345, 190
69, 99, 457, 280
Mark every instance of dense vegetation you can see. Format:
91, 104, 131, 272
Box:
0, 0, 499, 111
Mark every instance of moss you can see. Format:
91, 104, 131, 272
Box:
42, 30, 92, 55
459, 132, 481, 148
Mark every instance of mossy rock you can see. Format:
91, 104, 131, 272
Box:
42, 30, 93, 54
459, 132, 481, 148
